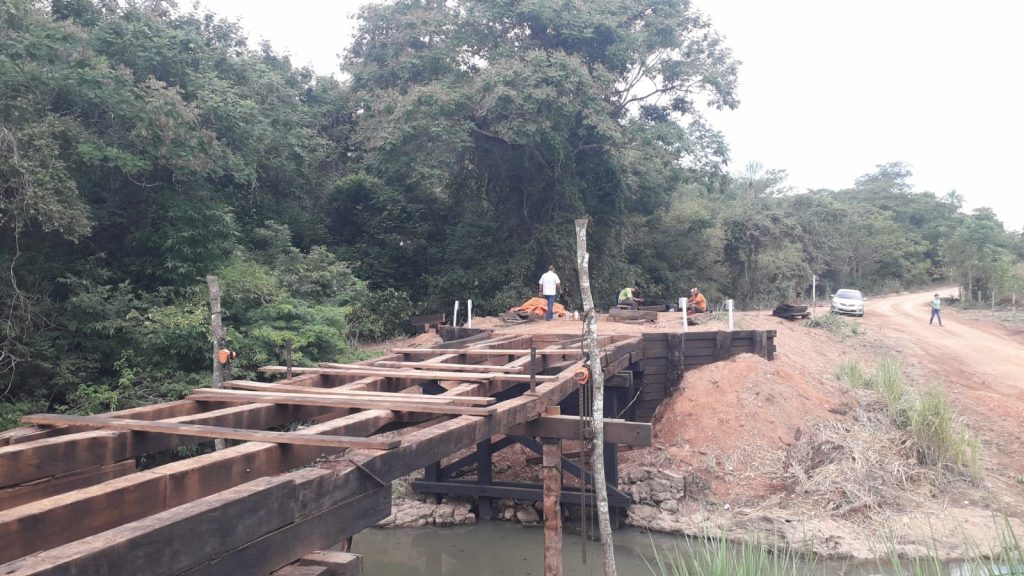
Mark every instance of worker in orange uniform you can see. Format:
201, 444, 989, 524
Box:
687, 287, 707, 314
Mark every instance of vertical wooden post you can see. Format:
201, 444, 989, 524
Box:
715, 331, 733, 361
542, 406, 562, 576
207, 275, 226, 451
476, 438, 493, 520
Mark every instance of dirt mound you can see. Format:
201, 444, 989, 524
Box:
632, 353, 857, 503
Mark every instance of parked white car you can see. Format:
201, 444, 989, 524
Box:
831, 289, 865, 316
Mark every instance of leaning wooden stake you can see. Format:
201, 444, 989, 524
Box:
206, 275, 227, 451
543, 406, 563, 576
574, 217, 617, 576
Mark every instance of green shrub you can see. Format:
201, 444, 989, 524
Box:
804, 313, 859, 337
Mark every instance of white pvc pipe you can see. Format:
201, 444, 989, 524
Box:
682, 298, 689, 332
453, 301, 459, 327
727, 299, 734, 331
812, 275, 817, 304
467, 299, 473, 328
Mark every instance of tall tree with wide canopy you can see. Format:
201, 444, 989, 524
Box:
342, 0, 739, 311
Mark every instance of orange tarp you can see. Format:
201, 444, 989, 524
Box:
511, 297, 568, 318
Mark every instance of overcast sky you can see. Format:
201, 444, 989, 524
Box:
197, 0, 1023, 231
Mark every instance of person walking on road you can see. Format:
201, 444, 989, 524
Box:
538, 266, 561, 321
930, 293, 943, 326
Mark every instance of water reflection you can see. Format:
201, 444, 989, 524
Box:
351, 523, 939, 575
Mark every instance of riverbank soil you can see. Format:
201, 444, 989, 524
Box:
458, 288, 1024, 560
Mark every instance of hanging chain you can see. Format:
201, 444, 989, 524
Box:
577, 314, 597, 564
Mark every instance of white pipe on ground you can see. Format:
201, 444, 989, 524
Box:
727, 299, 734, 331
453, 301, 460, 327
467, 299, 473, 328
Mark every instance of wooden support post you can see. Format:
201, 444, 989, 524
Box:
476, 438, 493, 520
423, 461, 443, 505
714, 331, 733, 361
542, 407, 562, 576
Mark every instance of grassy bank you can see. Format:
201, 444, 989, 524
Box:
645, 520, 1023, 575
834, 355, 980, 482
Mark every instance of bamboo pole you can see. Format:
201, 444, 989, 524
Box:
574, 217, 616, 576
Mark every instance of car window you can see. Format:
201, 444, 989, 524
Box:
836, 290, 862, 299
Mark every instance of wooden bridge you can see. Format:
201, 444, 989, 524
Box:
0, 329, 775, 575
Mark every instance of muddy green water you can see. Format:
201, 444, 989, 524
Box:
352, 523, 922, 575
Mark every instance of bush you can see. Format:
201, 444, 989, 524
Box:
804, 313, 858, 337
347, 288, 415, 342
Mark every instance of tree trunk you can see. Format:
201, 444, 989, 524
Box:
207, 275, 227, 452
573, 218, 616, 576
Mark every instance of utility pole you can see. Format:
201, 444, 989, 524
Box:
573, 218, 617, 576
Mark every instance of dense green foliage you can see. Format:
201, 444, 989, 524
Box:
1, 0, 1022, 427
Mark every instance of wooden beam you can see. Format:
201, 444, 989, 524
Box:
261, 365, 493, 381
608, 308, 659, 322
20, 414, 400, 450
273, 565, 330, 576
188, 389, 498, 417
0, 471, 169, 564
0, 460, 136, 511
389, 348, 583, 356
508, 416, 652, 447
0, 474, 299, 575
260, 366, 558, 384
222, 380, 495, 405
369, 360, 524, 373
0, 431, 126, 489
299, 551, 362, 576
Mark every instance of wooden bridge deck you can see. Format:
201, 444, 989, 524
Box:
0, 328, 775, 575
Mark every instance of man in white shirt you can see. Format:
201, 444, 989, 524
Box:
538, 266, 561, 320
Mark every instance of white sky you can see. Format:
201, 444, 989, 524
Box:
196, 0, 1024, 232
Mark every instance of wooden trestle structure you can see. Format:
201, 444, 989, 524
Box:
0, 329, 775, 575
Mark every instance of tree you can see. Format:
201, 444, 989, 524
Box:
342, 0, 740, 311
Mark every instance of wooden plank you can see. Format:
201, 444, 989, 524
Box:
508, 416, 652, 447
0, 475, 298, 575
273, 565, 330, 576
0, 471, 168, 564
261, 365, 494, 381
188, 389, 497, 417
608, 308, 659, 322
0, 430, 126, 489
299, 551, 362, 576
370, 360, 524, 373
390, 348, 583, 356
223, 380, 496, 405
262, 366, 558, 384
20, 414, 400, 450
0, 459, 136, 511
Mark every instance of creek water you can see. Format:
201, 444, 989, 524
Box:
351, 522, 934, 575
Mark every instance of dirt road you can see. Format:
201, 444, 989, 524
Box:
862, 288, 1024, 495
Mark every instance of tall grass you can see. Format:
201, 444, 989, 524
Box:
805, 313, 860, 337
644, 534, 810, 576
644, 521, 1024, 576
835, 355, 981, 482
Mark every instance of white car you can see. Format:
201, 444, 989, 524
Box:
831, 289, 865, 316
